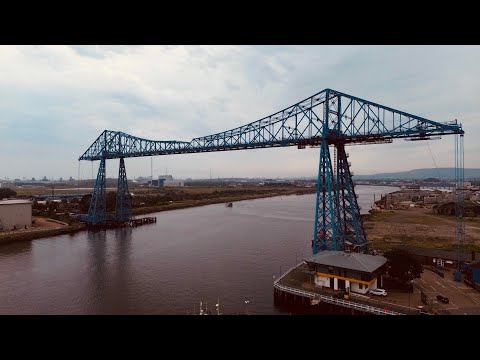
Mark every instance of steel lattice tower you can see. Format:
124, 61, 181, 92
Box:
334, 144, 366, 250
87, 157, 107, 224
313, 139, 337, 252
115, 158, 132, 222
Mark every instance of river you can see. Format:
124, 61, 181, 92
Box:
0, 185, 398, 314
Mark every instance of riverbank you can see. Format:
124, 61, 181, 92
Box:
0, 222, 86, 245
363, 204, 480, 252
131, 188, 316, 216
0, 187, 317, 245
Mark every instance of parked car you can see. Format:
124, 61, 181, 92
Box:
437, 294, 449, 304
369, 288, 387, 297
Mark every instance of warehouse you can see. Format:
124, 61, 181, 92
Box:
0, 200, 32, 231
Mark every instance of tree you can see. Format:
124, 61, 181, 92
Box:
0, 188, 17, 198
384, 248, 423, 284
106, 192, 117, 212
79, 194, 92, 213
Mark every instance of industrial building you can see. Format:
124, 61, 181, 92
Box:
304, 250, 387, 295
466, 261, 480, 289
403, 245, 474, 268
150, 175, 184, 187
0, 200, 32, 231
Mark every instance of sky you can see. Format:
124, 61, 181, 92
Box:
0, 45, 479, 181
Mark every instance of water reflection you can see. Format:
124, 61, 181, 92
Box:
83, 228, 134, 314
85, 230, 107, 314
112, 228, 132, 314
0, 240, 32, 257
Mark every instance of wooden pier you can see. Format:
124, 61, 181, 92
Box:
86, 217, 157, 230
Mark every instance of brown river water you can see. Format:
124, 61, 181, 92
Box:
0, 185, 398, 314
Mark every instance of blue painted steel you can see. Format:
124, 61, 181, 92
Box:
115, 158, 132, 222
79, 88, 465, 241
313, 139, 337, 253
87, 157, 107, 224
335, 144, 366, 250
79, 89, 463, 161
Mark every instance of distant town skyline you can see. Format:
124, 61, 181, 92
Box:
3, 167, 480, 183
1, 45, 479, 180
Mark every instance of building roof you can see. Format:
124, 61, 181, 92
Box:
435, 201, 480, 208
0, 199, 32, 205
304, 250, 387, 273
401, 245, 473, 262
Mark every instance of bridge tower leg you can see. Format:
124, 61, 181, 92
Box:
87, 157, 107, 225
115, 157, 132, 222
313, 139, 337, 253
312, 142, 368, 253
312, 90, 368, 254
335, 144, 367, 252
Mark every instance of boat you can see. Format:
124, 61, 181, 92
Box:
226, 202, 233, 207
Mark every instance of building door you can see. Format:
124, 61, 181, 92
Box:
338, 279, 345, 291
330, 277, 334, 289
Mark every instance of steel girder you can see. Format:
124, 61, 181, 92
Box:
115, 158, 132, 222
78, 89, 464, 161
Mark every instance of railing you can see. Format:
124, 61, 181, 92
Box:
274, 262, 306, 284
274, 263, 405, 315
274, 282, 405, 315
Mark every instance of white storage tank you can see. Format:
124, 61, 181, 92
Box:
0, 200, 32, 231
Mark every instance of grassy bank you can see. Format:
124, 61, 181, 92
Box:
363, 208, 480, 252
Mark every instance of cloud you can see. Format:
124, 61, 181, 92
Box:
0, 45, 479, 180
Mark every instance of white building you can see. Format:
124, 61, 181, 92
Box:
158, 175, 184, 187
423, 196, 438, 205
0, 200, 32, 231
305, 250, 388, 295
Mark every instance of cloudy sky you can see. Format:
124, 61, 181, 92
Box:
1, 45, 479, 181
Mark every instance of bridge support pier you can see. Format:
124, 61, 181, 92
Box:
313, 141, 367, 254
115, 157, 132, 222
87, 157, 107, 224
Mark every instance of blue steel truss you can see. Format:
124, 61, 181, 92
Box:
79, 89, 463, 161
115, 158, 132, 222
87, 157, 107, 225
313, 139, 336, 253
334, 144, 366, 251
79, 88, 464, 251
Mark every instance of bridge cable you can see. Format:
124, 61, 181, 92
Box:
425, 140, 442, 180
